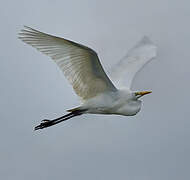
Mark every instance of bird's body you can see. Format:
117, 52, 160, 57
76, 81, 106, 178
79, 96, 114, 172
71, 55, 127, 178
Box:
79, 89, 141, 116
18, 26, 157, 130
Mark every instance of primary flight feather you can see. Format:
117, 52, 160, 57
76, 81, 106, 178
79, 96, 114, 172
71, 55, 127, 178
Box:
18, 26, 157, 130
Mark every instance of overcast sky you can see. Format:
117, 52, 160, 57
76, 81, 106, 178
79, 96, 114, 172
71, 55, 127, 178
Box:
0, 0, 189, 179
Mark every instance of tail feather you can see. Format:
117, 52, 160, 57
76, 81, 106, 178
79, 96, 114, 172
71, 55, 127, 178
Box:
67, 107, 81, 112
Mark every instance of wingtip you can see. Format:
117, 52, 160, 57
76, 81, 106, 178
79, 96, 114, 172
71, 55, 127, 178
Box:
137, 36, 157, 56
139, 36, 156, 46
18, 25, 31, 39
127, 35, 157, 59
19, 25, 32, 33
23, 25, 36, 31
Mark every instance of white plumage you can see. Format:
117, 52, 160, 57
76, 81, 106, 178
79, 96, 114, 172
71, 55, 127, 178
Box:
109, 36, 157, 88
19, 26, 116, 100
18, 26, 157, 130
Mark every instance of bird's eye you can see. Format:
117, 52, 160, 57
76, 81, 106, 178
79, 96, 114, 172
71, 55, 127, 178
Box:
132, 92, 138, 99
134, 93, 141, 99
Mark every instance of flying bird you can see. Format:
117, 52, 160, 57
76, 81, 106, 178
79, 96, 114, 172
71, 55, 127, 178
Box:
18, 26, 157, 130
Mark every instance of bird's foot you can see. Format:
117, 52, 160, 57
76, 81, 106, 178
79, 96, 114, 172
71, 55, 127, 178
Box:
34, 119, 53, 131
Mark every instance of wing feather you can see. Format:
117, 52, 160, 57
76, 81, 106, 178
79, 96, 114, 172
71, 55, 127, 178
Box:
109, 36, 157, 89
19, 26, 116, 99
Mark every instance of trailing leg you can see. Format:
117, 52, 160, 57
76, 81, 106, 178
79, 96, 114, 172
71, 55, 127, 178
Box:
34, 109, 85, 130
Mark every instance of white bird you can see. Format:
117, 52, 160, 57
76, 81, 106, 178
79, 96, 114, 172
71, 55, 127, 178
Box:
18, 26, 157, 130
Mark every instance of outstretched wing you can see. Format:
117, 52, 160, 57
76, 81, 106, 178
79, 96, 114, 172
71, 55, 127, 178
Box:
19, 26, 117, 100
109, 36, 157, 89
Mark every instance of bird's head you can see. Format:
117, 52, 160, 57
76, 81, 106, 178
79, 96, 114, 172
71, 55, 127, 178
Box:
116, 90, 152, 116
129, 90, 152, 115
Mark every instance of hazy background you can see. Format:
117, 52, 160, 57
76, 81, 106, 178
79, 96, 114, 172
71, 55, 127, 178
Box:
0, 0, 189, 179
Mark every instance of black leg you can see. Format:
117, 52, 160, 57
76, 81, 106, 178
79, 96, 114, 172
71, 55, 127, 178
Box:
34, 112, 78, 130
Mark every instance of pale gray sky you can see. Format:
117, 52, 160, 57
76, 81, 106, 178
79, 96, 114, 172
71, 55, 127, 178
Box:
0, 0, 189, 179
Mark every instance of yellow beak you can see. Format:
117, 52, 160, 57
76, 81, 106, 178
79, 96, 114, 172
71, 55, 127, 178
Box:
135, 91, 152, 98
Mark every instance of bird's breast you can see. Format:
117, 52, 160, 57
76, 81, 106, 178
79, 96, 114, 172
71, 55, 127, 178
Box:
82, 92, 142, 116
115, 100, 142, 116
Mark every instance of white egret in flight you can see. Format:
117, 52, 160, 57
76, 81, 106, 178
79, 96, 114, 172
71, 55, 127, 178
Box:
18, 26, 157, 130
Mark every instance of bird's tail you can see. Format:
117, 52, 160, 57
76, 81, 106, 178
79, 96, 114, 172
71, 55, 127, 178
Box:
34, 108, 86, 130
67, 106, 83, 113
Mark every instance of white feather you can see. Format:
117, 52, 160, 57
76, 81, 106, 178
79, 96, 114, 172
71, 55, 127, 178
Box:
109, 36, 157, 89
19, 26, 117, 100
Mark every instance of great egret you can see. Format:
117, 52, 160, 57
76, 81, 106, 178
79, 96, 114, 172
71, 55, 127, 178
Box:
18, 26, 157, 130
